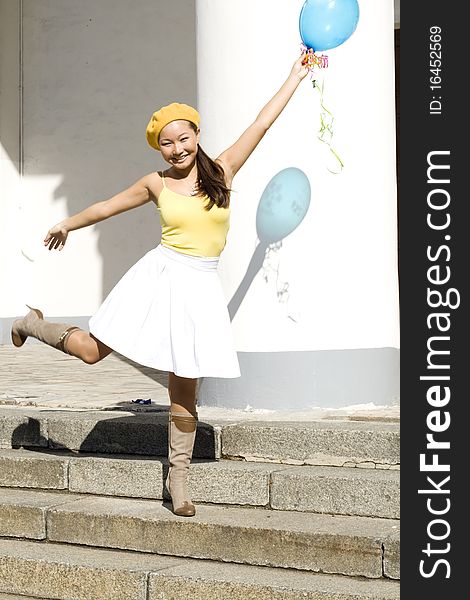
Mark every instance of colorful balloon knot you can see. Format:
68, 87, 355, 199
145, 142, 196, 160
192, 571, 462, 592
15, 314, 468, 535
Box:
300, 43, 328, 79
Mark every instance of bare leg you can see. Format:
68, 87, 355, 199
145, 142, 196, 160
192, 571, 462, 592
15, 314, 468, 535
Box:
168, 372, 198, 415
11, 307, 113, 365
165, 372, 198, 516
65, 330, 113, 364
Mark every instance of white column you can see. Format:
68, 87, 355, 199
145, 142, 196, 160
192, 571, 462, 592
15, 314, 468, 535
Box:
196, 0, 399, 409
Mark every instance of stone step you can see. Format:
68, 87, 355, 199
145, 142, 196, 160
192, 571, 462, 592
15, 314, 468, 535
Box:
0, 539, 400, 600
0, 594, 44, 600
221, 420, 400, 467
0, 407, 400, 467
0, 448, 399, 519
0, 488, 399, 579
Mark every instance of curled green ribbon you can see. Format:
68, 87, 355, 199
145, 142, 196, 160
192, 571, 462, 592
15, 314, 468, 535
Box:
312, 77, 344, 174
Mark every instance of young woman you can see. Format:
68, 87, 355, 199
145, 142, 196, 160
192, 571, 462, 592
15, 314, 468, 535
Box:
11, 52, 309, 517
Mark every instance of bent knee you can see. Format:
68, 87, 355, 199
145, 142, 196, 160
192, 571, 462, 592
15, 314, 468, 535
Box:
73, 340, 102, 365
81, 351, 101, 365
66, 330, 108, 364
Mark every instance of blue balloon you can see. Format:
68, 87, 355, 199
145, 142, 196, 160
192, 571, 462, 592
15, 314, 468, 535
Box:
299, 0, 360, 52
256, 168, 311, 244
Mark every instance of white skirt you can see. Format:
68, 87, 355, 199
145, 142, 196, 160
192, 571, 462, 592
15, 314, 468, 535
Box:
89, 244, 241, 379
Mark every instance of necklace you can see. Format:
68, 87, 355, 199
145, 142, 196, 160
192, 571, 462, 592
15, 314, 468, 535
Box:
189, 181, 199, 196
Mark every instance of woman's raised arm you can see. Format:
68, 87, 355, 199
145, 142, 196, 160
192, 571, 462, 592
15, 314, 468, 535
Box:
216, 52, 309, 182
44, 173, 157, 251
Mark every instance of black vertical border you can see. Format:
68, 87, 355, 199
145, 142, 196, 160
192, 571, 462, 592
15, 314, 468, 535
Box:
400, 3, 465, 597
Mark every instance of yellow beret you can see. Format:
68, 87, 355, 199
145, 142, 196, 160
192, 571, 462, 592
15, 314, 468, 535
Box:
146, 102, 200, 151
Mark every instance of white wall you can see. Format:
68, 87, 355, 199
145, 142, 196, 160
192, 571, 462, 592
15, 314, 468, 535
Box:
1, 0, 197, 321
0, 0, 22, 316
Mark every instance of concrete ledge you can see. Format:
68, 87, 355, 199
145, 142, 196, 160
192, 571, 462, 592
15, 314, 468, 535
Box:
0, 449, 399, 516
43, 493, 398, 577
45, 412, 218, 458
0, 489, 83, 540
149, 559, 401, 600
0, 450, 67, 490
0, 408, 399, 466
221, 420, 400, 466
45, 412, 168, 454
0, 413, 47, 449
0, 538, 152, 600
69, 454, 164, 499
0, 488, 400, 578
188, 459, 282, 506
271, 465, 400, 519
0, 539, 400, 600
383, 529, 400, 580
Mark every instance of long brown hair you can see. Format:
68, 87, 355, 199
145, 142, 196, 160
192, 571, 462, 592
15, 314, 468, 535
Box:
188, 122, 231, 210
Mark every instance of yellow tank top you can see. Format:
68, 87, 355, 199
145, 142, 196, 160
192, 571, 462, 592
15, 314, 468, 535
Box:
157, 173, 230, 257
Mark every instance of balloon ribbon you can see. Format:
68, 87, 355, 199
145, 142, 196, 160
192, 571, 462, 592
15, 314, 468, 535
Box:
311, 76, 344, 174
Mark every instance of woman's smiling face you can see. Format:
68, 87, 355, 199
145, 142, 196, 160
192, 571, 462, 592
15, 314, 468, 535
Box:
158, 120, 200, 169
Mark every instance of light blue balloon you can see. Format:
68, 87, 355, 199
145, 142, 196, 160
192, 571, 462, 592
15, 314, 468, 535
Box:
256, 168, 311, 244
299, 0, 360, 52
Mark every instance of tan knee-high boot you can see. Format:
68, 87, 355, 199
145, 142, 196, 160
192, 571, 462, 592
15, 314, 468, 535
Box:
165, 412, 198, 517
11, 306, 80, 354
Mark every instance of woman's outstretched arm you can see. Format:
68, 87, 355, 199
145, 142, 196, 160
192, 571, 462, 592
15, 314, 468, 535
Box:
216, 52, 309, 182
44, 173, 156, 251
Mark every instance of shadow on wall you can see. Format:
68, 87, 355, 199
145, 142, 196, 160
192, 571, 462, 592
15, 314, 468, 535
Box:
228, 167, 311, 321
22, 0, 197, 299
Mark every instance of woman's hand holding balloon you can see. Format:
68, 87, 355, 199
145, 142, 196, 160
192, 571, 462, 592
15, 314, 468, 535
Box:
291, 51, 310, 82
